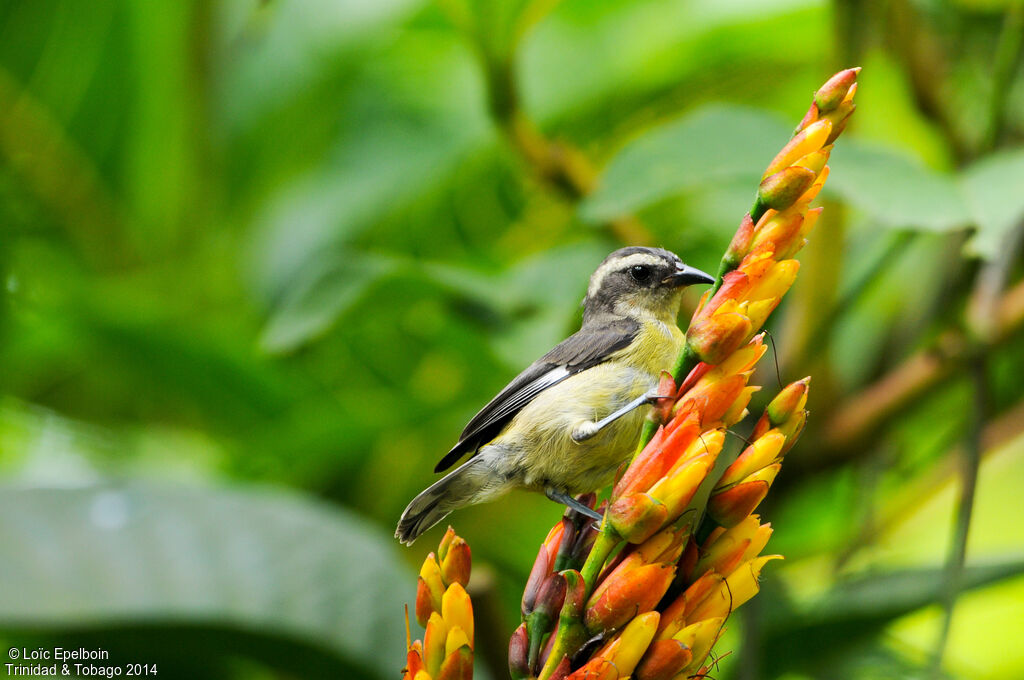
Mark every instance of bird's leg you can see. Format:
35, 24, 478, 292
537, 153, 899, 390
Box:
545, 488, 604, 521
570, 389, 668, 443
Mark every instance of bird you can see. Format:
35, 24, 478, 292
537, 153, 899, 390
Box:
396, 246, 714, 545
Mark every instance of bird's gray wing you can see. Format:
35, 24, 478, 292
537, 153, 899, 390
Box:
433, 318, 640, 472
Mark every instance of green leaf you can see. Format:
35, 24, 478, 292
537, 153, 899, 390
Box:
761, 558, 1024, 675
425, 243, 610, 367
579, 105, 792, 221
804, 559, 1024, 622
218, 0, 426, 132
959, 148, 1024, 259
242, 34, 489, 305
826, 141, 972, 231
488, 243, 610, 367
259, 253, 397, 354
0, 484, 412, 678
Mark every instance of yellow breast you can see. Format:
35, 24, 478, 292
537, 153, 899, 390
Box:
611, 319, 686, 376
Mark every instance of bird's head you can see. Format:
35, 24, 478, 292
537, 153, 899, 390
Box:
583, 247, 715, 324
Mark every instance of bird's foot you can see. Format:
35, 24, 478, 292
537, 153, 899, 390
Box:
570, 389, 670, 444
545, 488, 603, 522
571, 421, 602, 443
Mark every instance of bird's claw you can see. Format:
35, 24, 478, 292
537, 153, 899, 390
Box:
571, 421, 602, 443
546, 488, 603, 521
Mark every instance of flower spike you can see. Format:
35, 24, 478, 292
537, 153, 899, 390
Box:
403, 528, 475, 680
495, 67, 859, 680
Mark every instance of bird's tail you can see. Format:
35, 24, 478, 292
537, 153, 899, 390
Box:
396, 459, 496, 545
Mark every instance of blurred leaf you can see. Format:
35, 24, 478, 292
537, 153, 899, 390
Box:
260, 252, 397, 353
826, 141, 972, 231
123, 0, 202, 251
425, 243, 609, 366
959, 148, 1024, 258
245, 115, 481, 304
762, 558, 1024, 674
524, 2, 826, 122
806, 559, 1024, 621
487, 243, 609, 366
217, 0, 425, 132
0, 484, 411, 678
243, 33, 489, 304
579, 105, 791, 221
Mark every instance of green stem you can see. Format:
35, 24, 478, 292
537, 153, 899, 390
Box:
634, 344, 701, 455
536, 595, 587, 680
694, 515, 719, 546
579, 522, 620, 600
930, 219, 1024, 677
981, 2, 1024, 154
635, 418, 661, 457
536, 523, 621, 680
749, 195, 769, 226
928, 354, 986, 678
671, 343, 700, 383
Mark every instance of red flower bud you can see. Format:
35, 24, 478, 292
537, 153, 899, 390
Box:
535, 573, 568, 623
440, 533, 472, 588
707, 477, 773, 528
436, 645, 472, 680
758, 166, 816, 212
766, 377, 810, 425
635, 639, 694, 680
762, 119, 831, 179
566, 658, 617, 680
814, 67, 860, 113
416, 576, 435, 628
615, 411, 700, 497
585, 564, 675, 633
608, 493, 669, 544
509, 624, 530, 679
404, 642, 425, 680
724, 213, 756, 268
687, 310, 753, 366
523, 520, 567, 616
546, 655, 572, 680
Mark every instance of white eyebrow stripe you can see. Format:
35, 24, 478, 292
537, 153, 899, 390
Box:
587, 252, 667, 299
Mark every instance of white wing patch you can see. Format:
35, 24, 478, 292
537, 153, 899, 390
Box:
478, 366, 570, 428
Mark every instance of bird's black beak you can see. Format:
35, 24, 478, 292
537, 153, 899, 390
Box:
663, 264, 716, 287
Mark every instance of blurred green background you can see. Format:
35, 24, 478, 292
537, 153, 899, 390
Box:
1, 0, 1023, 678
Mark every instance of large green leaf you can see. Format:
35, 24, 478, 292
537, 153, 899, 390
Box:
259, 252, 397, 353
579, 105, 791, 221
959, 148, 1024, 259
760, 558, 1024, 676
826, 141, 972, 231
0, 485, 412, 678
242, 31, 490, 306
424, 243, 610, 367
217, 0, 425, 132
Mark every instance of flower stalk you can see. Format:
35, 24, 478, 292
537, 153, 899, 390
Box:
510, 67, 858, 680
404, 527, 474, 680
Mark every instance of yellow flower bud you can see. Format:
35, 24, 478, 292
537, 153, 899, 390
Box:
442, 582, 474, 648
424, 612, 448, 678
762, 119, 832, 179
716, 432, 785, 488
687, 556, 781, 622
611, 611, 661, 676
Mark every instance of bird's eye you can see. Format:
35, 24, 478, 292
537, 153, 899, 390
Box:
628, 264, 653, 283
